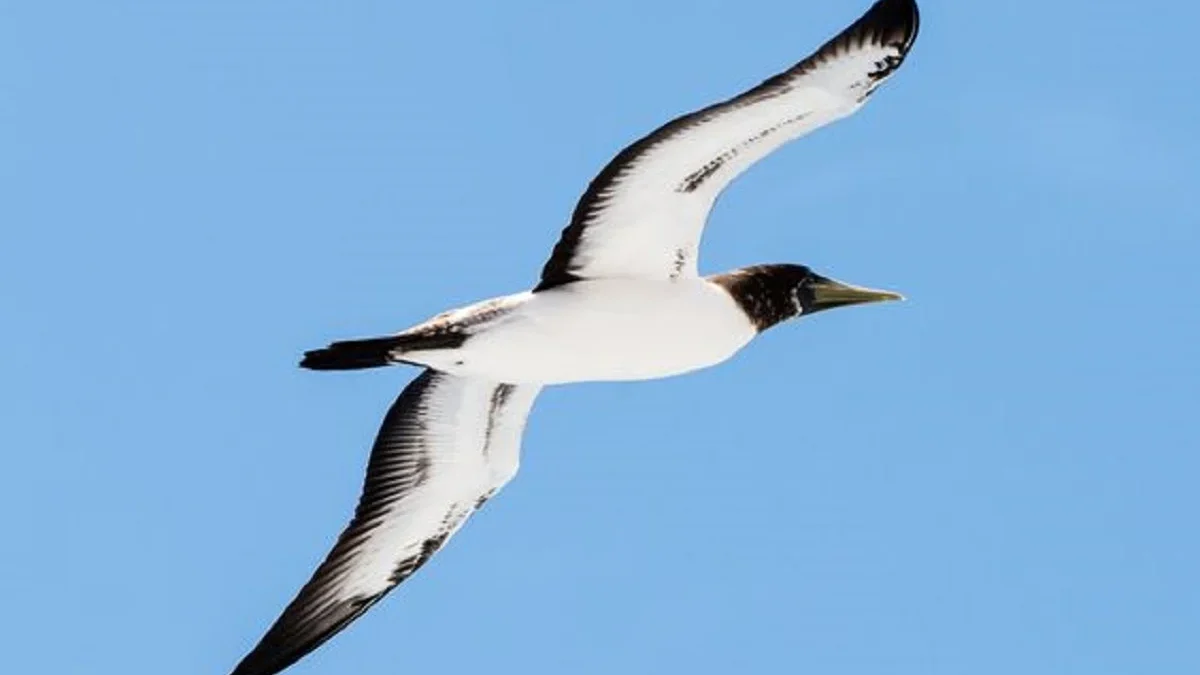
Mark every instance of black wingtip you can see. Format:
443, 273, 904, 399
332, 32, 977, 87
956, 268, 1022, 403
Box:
856, 0, 920, 52
807, 0, 918, 84
229, 596, 383, 675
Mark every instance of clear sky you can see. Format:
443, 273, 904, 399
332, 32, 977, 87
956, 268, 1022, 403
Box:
3, 1, 1198, 674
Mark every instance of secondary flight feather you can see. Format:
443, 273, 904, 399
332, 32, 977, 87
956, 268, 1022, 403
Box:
229, 1, 920, 673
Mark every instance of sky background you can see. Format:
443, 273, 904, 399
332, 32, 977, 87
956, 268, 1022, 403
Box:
3, 1, 1198, 673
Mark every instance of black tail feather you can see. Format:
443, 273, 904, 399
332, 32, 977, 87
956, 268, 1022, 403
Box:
300, 337, 408, 371
299, 331, 466, 371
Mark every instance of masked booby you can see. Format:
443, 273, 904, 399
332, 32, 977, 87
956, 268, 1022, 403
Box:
230, 1, 920, 673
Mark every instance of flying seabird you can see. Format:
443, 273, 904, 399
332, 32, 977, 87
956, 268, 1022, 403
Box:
229, 1, 920, 673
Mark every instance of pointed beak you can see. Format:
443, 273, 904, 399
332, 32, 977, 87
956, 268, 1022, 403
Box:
806, 276, 904, 312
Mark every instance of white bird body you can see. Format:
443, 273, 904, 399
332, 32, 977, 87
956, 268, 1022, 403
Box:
405, 279, 757, 384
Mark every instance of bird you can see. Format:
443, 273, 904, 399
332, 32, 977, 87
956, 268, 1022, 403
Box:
229, 1, 920, 673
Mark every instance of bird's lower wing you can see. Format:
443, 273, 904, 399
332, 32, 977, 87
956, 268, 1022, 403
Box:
230, 371, 540, 675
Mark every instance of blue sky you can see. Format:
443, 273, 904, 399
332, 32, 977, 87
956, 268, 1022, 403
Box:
3, 1, 1198, 673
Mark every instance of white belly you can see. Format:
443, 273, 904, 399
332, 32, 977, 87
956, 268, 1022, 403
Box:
409, 280, 757, 385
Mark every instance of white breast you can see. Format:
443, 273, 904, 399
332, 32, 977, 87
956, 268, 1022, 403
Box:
433, 280, 757, 385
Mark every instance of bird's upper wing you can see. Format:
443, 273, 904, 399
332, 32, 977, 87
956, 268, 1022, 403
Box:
230, 370, 541, 675
535, 0, 919, 291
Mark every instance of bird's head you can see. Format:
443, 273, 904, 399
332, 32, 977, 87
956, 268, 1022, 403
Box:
712, 263, 903, 331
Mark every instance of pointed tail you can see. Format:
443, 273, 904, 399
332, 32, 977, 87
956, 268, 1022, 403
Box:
299, 331, 466, 371
300, 336, 408, 371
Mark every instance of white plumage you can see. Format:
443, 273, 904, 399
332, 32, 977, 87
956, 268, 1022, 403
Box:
230, 2, 920, 674
406, 280, 757, 384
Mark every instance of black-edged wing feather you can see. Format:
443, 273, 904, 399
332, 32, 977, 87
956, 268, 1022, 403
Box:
230, 370, 540, 675
535, 0, 920, 290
